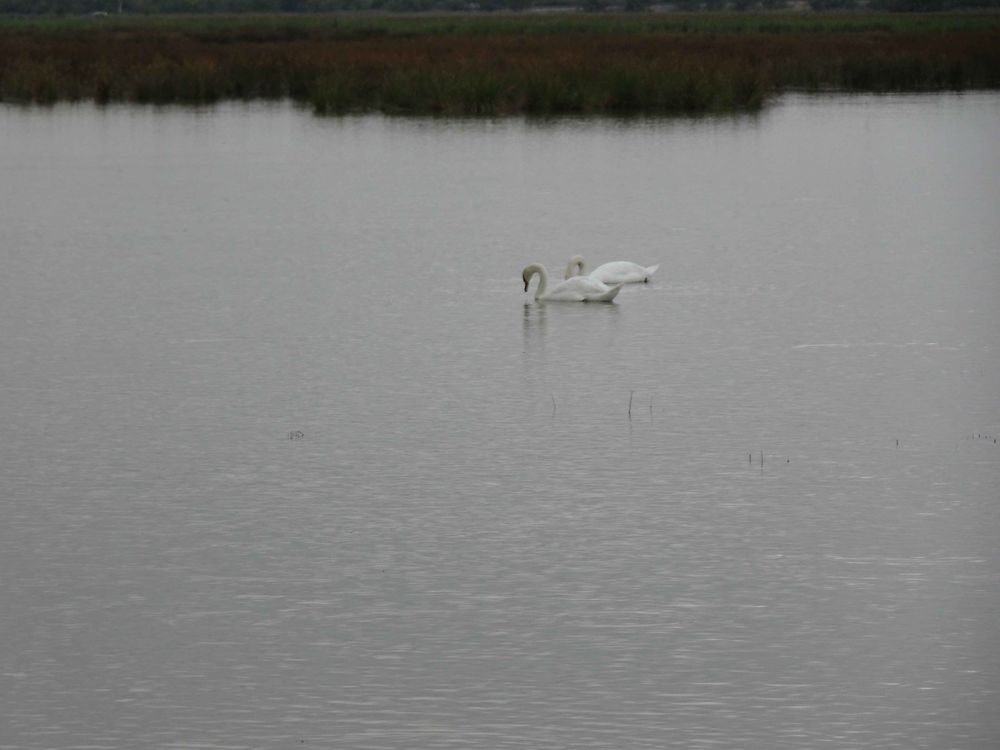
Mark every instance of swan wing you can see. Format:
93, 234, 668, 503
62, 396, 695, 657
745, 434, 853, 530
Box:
540, 277, 587, 301
541, 276, 618, 302
588, 283, 623, 302
589, 261, 658, 284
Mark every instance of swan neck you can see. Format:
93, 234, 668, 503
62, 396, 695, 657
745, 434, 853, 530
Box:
565, 255, 587, 279
524, 264, 548, 299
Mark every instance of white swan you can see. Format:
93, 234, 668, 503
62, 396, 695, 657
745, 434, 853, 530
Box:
565, 255, 660, 285
522, 263, 622, 302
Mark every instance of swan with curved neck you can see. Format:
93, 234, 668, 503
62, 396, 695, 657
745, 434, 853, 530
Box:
522, 263, 622, 302
566, 255, 660, 285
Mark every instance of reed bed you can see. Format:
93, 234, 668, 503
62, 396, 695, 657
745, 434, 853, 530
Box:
1, 14, 998, 115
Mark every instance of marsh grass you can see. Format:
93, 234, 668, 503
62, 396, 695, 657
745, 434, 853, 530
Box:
1, 13, 998, 115
5, 11, 997, 36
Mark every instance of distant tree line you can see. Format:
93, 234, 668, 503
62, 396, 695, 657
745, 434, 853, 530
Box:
3, 0, 1000, 14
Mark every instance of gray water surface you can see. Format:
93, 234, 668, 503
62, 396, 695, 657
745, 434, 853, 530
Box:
1, 95, 998, 749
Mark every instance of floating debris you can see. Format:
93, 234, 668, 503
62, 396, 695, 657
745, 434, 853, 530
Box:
970, 433, 997, 445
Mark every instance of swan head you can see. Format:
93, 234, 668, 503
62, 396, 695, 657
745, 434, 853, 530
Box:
522, 265, 538, 292
521, 264, 546, 296
565, 255, 587, 279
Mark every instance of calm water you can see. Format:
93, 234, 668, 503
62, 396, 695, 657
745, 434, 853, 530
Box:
1, 95, 998, 749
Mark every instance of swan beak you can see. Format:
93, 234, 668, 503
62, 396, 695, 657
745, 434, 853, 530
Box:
522, 274, 529, 292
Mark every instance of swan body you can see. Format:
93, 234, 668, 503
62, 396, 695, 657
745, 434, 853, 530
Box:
565, 255, 660, 285
522, 263, 622, 302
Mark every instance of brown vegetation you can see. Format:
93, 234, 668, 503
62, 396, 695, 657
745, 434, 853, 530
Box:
1, 17, 998, 114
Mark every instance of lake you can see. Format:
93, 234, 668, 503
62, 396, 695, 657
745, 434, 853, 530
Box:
1, 94, 998, 749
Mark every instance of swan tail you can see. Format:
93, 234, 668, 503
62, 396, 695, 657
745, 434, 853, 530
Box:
644, 264, 660, 280
593, 283, 623, 302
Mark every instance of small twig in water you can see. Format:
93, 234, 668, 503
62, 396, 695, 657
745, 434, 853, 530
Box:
628, 390, 633, 419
